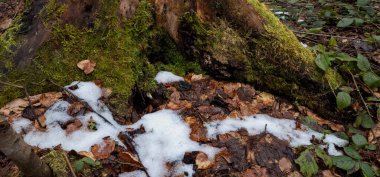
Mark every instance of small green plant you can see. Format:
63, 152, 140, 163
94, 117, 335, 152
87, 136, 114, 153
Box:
74, 157, 101, 172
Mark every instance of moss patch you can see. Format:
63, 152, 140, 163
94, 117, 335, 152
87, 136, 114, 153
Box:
42, 150, 68, 177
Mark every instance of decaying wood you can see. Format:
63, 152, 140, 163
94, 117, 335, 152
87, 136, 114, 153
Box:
0, 115, 52, 177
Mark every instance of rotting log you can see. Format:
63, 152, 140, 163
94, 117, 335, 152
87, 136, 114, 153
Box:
0, 115, 52, 177
0, 0, 350, 121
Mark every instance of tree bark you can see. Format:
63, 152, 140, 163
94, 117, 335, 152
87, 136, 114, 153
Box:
0, 116, 52, 177
0, 0, 351, 121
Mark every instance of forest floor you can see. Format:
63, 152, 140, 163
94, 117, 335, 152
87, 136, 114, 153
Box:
0, 0, 380, 177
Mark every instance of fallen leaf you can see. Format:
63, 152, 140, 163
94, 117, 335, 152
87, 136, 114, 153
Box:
34, 115, 46, 130
77, 59, 96, 74
242, 166, 269, 177
39, 92, 62, 107
118, 152, 143, 167
0, 98, 29, 119
368, 122, 380, 143
223, 83, 242, 98
67, 102, 85, 116
91, 138, 116, 160
278, 157, 292, 173
191, 74, 203, 82
257, 92, 275, 106
66, 119, 83, 134
196, 152, 214, 170
322, 170, 341, 177
102, 88, 112, 98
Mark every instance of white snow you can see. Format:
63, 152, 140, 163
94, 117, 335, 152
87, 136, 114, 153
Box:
119, 170, 147, 177
301, 42, 308, 48
205, 114, 348, 156
127, 109, 220, 177
11, 118, 32, 133
12, 81, 124, 152
154, 71, 184, 84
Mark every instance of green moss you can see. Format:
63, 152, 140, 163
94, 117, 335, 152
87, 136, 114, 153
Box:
324, 68, 344, 90
0, 0, 158, 108
42, 150, 68, 177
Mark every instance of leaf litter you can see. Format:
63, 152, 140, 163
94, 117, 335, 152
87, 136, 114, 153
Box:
0, 71, 378, 177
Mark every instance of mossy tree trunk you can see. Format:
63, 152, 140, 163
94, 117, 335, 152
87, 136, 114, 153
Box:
0, 116, 52, 177
0, 0, 349, 121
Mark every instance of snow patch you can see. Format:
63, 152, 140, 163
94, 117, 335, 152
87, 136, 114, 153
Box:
128, 109, 219, 177
301, 42, 308, 48
154, 71, 184, 84
119, 170, 147, 177
206, 114, 348, 156
11, 118, 32, 133
12, 81, 124, 152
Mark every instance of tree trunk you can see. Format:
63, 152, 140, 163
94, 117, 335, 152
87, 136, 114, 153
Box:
0, 0, 350, 121
0, 116, 52, 177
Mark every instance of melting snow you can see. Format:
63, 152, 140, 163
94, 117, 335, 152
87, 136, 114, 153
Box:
12, 81, 124, 152
119, 170, 147, 177
154, 71, 184, 84
127, 109, 220, 177
206, 114, 348, 156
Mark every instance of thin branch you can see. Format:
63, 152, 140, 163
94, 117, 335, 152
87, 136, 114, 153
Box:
0, 81, 23, 88
293, 30, 371, 42
349, 71, 372, 117
62, 151, 77, 177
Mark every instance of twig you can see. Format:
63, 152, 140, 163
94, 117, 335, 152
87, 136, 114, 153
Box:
0, 81, 23, 88
62, 151, 77, 177
48, 80, 117, 128
48, 80, 151, 177
349, 71, 372, 117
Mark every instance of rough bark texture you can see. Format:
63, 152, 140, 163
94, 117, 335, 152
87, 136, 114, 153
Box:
0, 116, 52, 177
0, 0, 350, 121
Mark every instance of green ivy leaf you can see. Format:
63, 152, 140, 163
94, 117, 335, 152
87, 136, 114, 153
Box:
82, 157, 97, 166
333, 132, 349, 141
336, 92, 352, 110
335, 53, 357, 61
315, 147, 333, 168
329, 37, 337, 47
337, 18, 354, 28
354, 18, 364, 26
361, 114, 375, 129
315, 54, 330, 71
357, 54, 371, 71
295, 149, 319, 177
356, 0, 371, 6
365, 144, 376, 151
343, 146, 362, 160
354, 112, 365, 128
360, 162, 376, 177
332, 155, 356, 171
362, 72, 380, 88
74, 160, 84, 172
352, 134, 368, 146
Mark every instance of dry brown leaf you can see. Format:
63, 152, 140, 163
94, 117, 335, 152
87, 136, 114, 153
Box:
0, 98, 29, 118
242, 166, 269, 177
102, 88, 113, 98
77, 59, 96, 74
66, 119, 83, 134
91, 138, 116, 160
67, 102, 85, 116
78, 151, 96, 161
257, 92, 275, 106
287, 171, 303, 177
118, 151, 143, 167
223, 83, 242, 98
39, 92, 62, 107
278, 157, 292, 173
34, 115, 46, 130
368, 122, 380, 143
195, 152, 214, 170
322, 170, 341, 177
190, 74, 203, 82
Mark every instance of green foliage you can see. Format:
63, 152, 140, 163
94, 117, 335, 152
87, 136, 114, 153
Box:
295, 149, 319, 177
357, 54, 371, 72
336, 92, 351, 110
352, 134, 368, 146
362, 72, 380, 88
332, 155, 356, 171
343, 146, 362, 160
74, 157, 101, 172
315, 147, 333, 168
